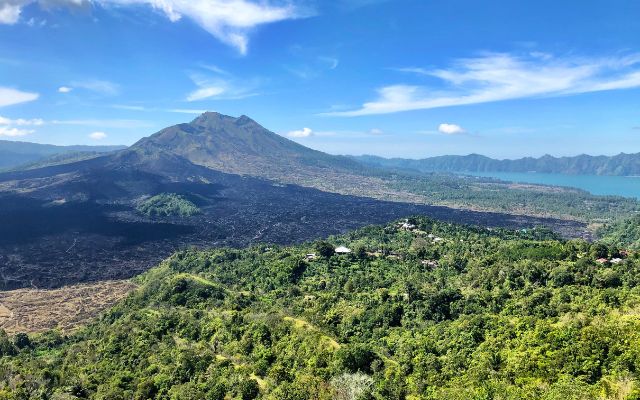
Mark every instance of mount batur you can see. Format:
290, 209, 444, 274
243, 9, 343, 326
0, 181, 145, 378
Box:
0, 112, 588, 290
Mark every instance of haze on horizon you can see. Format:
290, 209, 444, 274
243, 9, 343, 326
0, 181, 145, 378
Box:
1, 0, 639, 159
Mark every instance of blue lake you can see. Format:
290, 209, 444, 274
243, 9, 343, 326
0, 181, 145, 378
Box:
461, 171, 640, 199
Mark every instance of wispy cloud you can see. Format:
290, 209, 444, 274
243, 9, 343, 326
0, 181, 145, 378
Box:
0, 126, 33, 137
0, 114, 41, 137
318, 56, 339, 70
166, 108, 208, 114
4, 0, 305, 54
58, 86, 73, 93
71, 79, 120, 96
185, 69, 258, 102
111, 104, 147, 111
187, 86, 225, 102
285, 55, 340, 79
327, 52, 640, 116
0, 115, 44, 126
52, 119, 153, 128
0, 86, 39, 107
112, 104, 207, 114
288, 128, 390, 139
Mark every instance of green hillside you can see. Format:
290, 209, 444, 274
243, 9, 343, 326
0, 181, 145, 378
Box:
599, 214, 640, 249
2, 217, 640, 399
137, 193, 201, 218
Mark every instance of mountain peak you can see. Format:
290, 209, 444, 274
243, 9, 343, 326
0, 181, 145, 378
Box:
129, 112, 361, 183
189, 112, 260, 130
190, 111, 234, 126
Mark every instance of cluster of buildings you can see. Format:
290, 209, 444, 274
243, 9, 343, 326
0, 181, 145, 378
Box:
596, 257, 624, 265
305, 246, 352, 260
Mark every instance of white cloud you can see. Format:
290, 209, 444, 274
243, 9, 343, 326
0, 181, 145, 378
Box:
4, 0, 303, 54
0, 114, 42, 137
58, 86, 73, 93
0, 126, 33, 137
0, 2, 23, 24
0, 86, 39, 107
328, 52, 640, 116
369, 128, 384, 135
88, 131, 107, 140
287, 127, 313, 138
438, 123, 466, 135
0, 116, 44, 126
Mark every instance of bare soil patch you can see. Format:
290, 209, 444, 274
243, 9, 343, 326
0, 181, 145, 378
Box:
0, 280, 136, 334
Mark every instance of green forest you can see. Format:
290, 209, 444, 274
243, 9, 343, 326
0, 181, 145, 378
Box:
2, 217, 640, 399
600, 214, 640, 249
137, 193, 201, 218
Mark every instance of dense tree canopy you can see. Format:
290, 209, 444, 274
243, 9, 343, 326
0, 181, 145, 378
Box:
599, 214, 640, 249
2, 217, 640, 399
137, 193, 201, 218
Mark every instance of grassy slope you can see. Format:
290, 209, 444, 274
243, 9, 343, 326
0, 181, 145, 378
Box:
2, 217, 640, 399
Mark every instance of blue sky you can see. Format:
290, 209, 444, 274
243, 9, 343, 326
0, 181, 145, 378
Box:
1, 0, 639, 158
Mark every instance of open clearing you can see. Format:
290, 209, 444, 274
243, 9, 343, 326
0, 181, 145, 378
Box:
0, 280, 137, 334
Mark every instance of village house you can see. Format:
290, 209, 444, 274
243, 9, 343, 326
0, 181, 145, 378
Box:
421, 260, 438, 268
335, 246, 352, 254
399, 220, 417, 231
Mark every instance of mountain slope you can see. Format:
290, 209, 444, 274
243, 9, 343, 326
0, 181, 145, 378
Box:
132, 112, 365, 183
354, 152, 640, 176
0, 140, 126, 170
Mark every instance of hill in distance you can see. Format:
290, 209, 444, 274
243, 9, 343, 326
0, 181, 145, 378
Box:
0, 139, 126, 170
354, 152, 640, 176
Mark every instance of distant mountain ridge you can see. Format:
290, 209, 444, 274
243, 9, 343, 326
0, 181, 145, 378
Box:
0, 140, 126, 170
353, 152, 640, 176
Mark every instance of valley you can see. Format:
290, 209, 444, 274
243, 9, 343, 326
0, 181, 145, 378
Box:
0, 113, 606, 292
0, 166, 588, 291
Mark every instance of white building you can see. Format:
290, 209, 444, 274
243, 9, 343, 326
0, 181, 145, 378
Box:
335, 246, 352, 254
